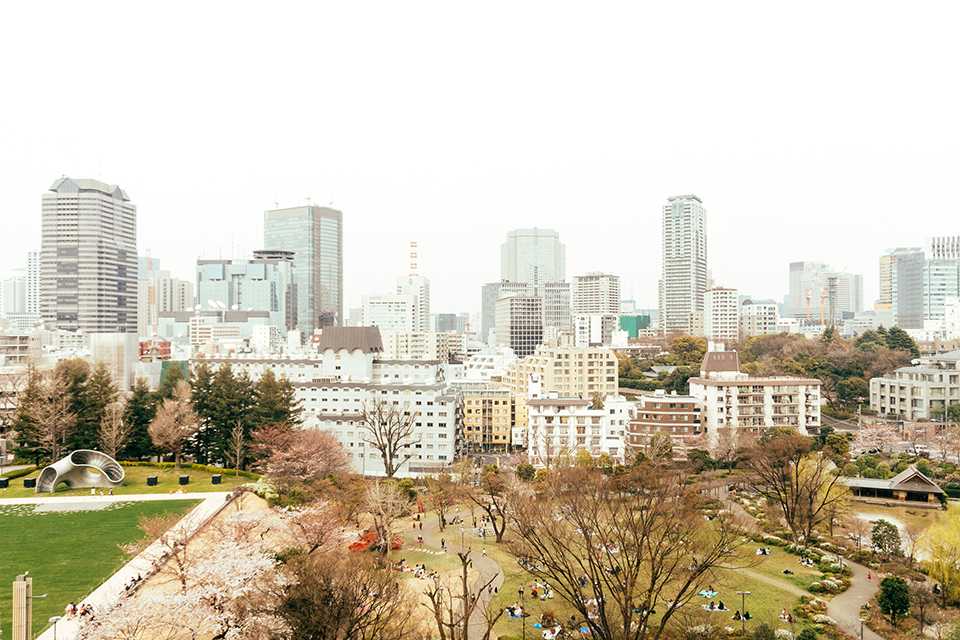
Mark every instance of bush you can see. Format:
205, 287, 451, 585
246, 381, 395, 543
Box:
810, 614, 836, 625
796, 628, 817, 640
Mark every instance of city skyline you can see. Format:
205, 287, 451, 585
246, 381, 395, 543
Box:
2, 4, 959, 318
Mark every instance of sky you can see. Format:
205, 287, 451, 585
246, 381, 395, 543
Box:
2, 3, 959, 323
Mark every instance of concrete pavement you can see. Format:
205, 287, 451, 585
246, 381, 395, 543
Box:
826, 560, 884, 640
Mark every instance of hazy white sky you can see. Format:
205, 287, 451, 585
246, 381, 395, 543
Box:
2, 3, 958, 321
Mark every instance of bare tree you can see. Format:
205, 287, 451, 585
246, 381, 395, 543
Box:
148, 380, 199, 470
508, 465, 749, 640
226, 419, 246, 475
902, 524, 927, 569
742, 433, 849, 544
364, 480, 411, 556
469, 468, 511, 543
423, 547, 503, 640
98, 399, 130, 459
904, 422, 929, 456
360, 398, 420, 478
910, 580, 936, 627
847, 515, 871, 554
427, 473, 463, 532
25, 371, 76, 462
259, 428, 349, 499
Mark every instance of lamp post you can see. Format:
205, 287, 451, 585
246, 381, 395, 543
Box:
859, 618, 865, 640
49, 616, 62, 640
520, 586, 525, 640
736, 590, 750, 634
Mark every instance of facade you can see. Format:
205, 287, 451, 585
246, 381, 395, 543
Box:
660, 195, 707, 334
435, 313, 467, 334
892, 251, 925, 329
628, 390, 703, 459
0, 334, 42, 366
362, 293, 418, 332
572, 273, 621, 315
380, 330, 467, 361
869, 350, 960, 420
397, 275, 431, 333
495, 296, 543, 358
703, 287, 739, 343
137, 270, 193, 339
195, 255, 295, 334
504, 346, 619, 399
40, 177, 137, 333
263, 204, 343, 333
480, 281, 532, 344
688, 349, 821, 450
26, 251, 40, 314
194, 327, 463, 478
1, 273, 26, 316
526, 391, 631, 466
739, 299, 779, 338
460, 384, 513, 452
542, 281, 572, 332
878, 248, 921, 312
922, 259, 960, 328
500, 228, 565, 295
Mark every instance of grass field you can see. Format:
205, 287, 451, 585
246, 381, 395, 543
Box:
0, 499, 200, 639
0, 465, 251, 499
734, 540, 823, 592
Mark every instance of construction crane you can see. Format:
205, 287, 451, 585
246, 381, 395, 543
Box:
144, 249, 159, 360
409, 241, 418, 276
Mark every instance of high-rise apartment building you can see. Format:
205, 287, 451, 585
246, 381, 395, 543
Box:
26, 251, 40, 314
396, 275, 430, 333
263, 204, 343, 334
739, 299, 779, 338
500, 228, 565, 295
40, 177, 137, 333
703, 287, 739, 343
572, 273, 621, 315
660, 195, 707, 334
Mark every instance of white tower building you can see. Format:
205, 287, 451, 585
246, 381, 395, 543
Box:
660, 195, 707, 334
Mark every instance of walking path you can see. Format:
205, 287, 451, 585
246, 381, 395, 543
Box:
416, 513, 504, 639
32, 492, 233, 640
826, 560, 884, 640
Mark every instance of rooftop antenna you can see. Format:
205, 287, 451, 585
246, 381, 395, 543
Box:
409, 241, 418, 276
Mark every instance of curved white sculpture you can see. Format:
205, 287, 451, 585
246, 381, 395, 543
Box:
36, 450, 125, 493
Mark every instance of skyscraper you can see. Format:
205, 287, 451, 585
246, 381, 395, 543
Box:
660, 195, 707, 334
263, 204, 343, 334
40, 177, 137, 333
26, 251, 40, 314
500, 228, 565, 295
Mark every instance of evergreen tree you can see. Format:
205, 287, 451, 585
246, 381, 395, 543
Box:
255, 369, 303, 427
157, 361, 187, 399
191, 363, 256, 465
877, 576, 910, 626
188, 362, 218, 463
70, 361, 118, 450
886, 326, 920, 358
123, 376, 158, 459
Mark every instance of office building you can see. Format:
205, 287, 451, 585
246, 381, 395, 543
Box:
195, 253, 296, 334
362, 293, 418, 332
660, 195, 707, 334
481, 281, 533, 344
26, 252, 40, 314
137, 269, 193, 339
878, 248, 922, 311
542, 281, 572, 332
1, 272, 26, 316
435, 313, 467, 334
788, 261, 864, 322
40, 177, 137, 333
703, 287, 739, 343
396, 275, 430, 333
495, 296, 543, 358
500, 228, 565, 295
263, 204, 343, 334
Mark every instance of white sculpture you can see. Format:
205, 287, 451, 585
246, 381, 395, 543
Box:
36, 450, 124, 493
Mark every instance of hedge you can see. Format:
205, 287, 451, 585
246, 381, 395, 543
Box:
1, 465, 39, 480
119, 461, 261, 480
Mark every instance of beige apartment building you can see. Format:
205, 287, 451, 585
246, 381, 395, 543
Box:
461, 385, 513, 452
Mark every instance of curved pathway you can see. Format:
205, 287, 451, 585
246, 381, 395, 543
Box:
414, 513, 504, 639
826, 560, 883, 640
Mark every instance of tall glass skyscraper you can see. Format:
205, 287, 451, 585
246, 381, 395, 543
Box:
263, 204, 343, 334
40, 177, 137, 333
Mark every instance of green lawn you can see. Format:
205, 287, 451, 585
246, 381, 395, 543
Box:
734, 540, 823, 592
0, 465, 250, 499
0, 499, 200, 639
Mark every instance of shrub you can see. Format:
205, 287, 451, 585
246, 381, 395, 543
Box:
775, 630, 794, 640
120, 461, 261, 480
1, 466, 39, 480
796, 628, 817, 640
809, 582, 822, 593
810, 614, 836, 625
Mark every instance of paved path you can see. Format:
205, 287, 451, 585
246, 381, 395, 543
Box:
31, 492, 233, 640
415, 513, 504, 639
827, 560, 883, 640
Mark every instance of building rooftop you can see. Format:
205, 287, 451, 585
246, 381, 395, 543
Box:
49, 177, 130, 201
700, 351, 741, 373
316, 327, 384, 354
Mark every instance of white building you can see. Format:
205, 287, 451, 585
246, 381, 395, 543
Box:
26, 251, 40, 315
703, 287, 739, 343
501, 228, 565, 295
137, 269, 193, 339
195, 327, 463, 478
574, 314, 619, 347
660, 195, 707, 334
869, 350, 960, 421
572, 272, 620, 315
379, 330, 467, 361
251, 325, 282, 354
739, 298, 779, 338
525, 385, 631, 467
448, 347, 517, 382
495, 296, 543, 358
688, 349, 821, 450
361, 293, 418, 332
396, 275, 431, 333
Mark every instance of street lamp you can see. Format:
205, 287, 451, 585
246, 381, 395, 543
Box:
859, 618, 865, 640
520, 586, 525, 640
49, 616, 62, 640
736, 591, 750, 634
